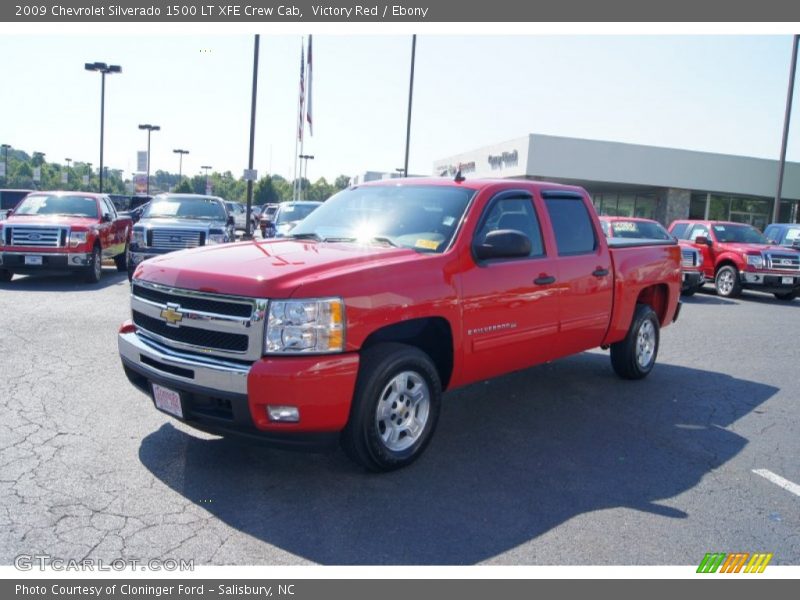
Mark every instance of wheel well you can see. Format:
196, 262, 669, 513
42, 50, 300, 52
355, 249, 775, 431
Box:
361, 317, 454, 390
714, 259, 738, 275
636, 284, 669, 325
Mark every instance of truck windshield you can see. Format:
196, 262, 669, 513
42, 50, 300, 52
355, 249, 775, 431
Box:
276, 203, 320, 224
290, 185, 475, 252
610, 220, 672, 240
144, 197, 226, 220
712, 224, 769, 244
13, 194, 98, 218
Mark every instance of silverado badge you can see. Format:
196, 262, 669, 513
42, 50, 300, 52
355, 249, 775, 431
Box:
160, 303, 183, 327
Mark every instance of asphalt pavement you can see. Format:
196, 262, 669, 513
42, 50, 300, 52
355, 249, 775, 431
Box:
0, 269, 798, 565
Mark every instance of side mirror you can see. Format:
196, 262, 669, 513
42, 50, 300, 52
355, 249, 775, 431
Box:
102, 213, 112, 222
768, 239, 779, 245
474, 229, 532, 261
227, 215, 235, 226
693, 236, 711, 246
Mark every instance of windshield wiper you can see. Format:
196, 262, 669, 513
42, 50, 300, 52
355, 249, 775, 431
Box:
370, 236, 398, 247
289, 232, 323, 241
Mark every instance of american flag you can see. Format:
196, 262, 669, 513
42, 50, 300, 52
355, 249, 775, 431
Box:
298, 43, 305, 142
306, 35, 313, 136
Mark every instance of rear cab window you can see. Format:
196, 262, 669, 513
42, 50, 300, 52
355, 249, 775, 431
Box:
542, 192, 598, 255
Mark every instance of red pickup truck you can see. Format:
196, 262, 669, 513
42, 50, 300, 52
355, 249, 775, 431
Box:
669, 220, 800, 301
119, 178, 681, 471
0, 191, 131, 283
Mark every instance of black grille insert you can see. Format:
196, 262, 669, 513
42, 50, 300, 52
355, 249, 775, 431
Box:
132, 284, 253, 318
133, 310, 249, 352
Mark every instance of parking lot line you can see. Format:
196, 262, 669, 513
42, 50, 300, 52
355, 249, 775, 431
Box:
752, 469, 800, 498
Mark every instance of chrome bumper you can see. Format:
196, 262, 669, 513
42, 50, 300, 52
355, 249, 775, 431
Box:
118, 331, 250, 395
0, 250, 90, 266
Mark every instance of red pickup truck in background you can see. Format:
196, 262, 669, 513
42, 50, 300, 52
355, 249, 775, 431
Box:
669, 220, 800, 301
599, 216, 705, 296
0, 191, 131, 283
119, 178, 681, 471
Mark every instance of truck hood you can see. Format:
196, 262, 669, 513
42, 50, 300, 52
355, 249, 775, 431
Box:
136, 217, 225, 230
718, 242, 798, 254
3, 215, 98, 228
135, 239, 421, 298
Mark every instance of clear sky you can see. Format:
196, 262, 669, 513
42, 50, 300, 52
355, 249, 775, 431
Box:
0, 34, 798, 183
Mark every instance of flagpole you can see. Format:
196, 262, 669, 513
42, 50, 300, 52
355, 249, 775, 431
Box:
292, 37, 303, 202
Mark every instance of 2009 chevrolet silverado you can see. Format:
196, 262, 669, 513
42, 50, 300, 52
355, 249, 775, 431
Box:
118, 178, 681, 471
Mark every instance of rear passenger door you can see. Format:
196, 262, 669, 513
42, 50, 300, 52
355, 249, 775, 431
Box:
541, 191, 613, 357
459, 190, 562, 384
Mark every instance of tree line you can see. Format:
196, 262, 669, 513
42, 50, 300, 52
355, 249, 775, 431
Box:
0, 147, 351, 203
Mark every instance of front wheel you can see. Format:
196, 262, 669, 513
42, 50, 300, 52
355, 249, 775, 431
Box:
341, 343, 442, 472
774, 291, 797, 301
0, 269, 12, 283
715, 265, 742, 298
83, 245, 102, 284
610, 304, 660, 380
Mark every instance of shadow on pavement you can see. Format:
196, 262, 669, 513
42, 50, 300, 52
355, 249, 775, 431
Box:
139, 352, 777, 565
0, 268, 128, 292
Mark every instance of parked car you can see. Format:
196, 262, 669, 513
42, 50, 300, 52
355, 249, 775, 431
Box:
225, 201, 258, 233
118, 178, 681, 471
599, 216, 704, 295
127, 193, 235, 281
669, 220, 800, 301
0, 191, 131, 283
271, 201, 323, 238
763, 223, 800, 250
258, 203, 281, 237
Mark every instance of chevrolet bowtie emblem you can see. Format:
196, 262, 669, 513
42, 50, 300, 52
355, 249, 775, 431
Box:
160, 303, 183, 326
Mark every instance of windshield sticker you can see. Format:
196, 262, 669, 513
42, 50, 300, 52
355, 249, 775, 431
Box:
613, 222, 638, 232
786, 229, 800, 241
442, 216, 455, 227
415, 239, 440, 250
713, 226, 726, 231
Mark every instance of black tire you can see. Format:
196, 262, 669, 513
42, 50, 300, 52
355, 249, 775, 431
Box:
680, 287, 696, 297
774, 291, 797, 301
83, 245, 102, 284
114, 243, 128, 272
341, 343, 442, 472
610, 304, 660, 380
714, 265, 742, 298
0, 269, 12, 283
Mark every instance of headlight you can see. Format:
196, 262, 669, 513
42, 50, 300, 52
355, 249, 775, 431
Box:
131, 229, 146, 247
69, 231, 88, 247
265, 298, 344, 354
746, 254, 763, 268
207, 230, 227, 244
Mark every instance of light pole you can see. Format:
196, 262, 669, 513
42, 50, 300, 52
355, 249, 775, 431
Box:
173, 149, 189, 181
1, 144, 9, 186
201, 165, 212, 194
403, 34, 417, 180
298, 154, 314, 200
64, 158, 72, 188
244, 33, 260, 240
774, 34, 799, 223
85, 62, 122, 193
138, 124, 160, 195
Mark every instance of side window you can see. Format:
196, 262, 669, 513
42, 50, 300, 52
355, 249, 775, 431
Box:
543, 196, 597, 256
671, 222, 690, 239
688, 224, 710, 241
475, 196, 544, 258
99, 198, 113, 219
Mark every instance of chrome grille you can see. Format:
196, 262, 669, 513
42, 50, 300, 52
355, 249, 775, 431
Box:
130, 280, 267, 361
681, 249, 698, 268
8, 226, 66, 248
766, 253, 800, 271
150, 229, 204, 250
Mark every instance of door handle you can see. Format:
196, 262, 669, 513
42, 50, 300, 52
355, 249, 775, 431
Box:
534, 275, 556, 285
592, 268, 609, 277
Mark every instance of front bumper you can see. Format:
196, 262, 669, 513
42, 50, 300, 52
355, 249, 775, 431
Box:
0, 251, 90, 272
741, 270, 800, 293
118, 328, 360, 450
681, 270, 704, 291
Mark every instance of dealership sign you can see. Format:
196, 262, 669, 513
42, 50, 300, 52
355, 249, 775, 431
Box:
488, 150, 519, 169
137, 151, 148, 172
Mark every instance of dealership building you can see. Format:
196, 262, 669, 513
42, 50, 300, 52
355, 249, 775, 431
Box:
433, 134, 800, 229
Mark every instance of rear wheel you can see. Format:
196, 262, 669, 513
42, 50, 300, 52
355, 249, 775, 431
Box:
715, 265, 742, 298
0, 269, 12, 283
774, 291, 797, 301
610, 304, 660, 380
114, 243, 128, 272
341, 343, 442, 472
83, 245, 102, 284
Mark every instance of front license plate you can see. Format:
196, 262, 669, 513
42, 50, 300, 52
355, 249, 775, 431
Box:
24, 255, 43, 265
152, 383, 183, 419
782, 276, 794, 285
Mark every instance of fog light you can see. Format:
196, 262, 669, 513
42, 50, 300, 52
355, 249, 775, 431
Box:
267, 405, 300, 422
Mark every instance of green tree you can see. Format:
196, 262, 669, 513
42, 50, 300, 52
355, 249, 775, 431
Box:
174, 179, 194, 193
254, 176, 280, 205
334, 175, 351, 190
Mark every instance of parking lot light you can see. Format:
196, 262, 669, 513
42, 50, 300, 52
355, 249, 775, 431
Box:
85, 62, 122, 193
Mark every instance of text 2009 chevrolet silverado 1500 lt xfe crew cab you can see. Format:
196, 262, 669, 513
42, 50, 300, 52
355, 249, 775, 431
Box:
118, 178, 681, 471
0, 191, 131, 283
